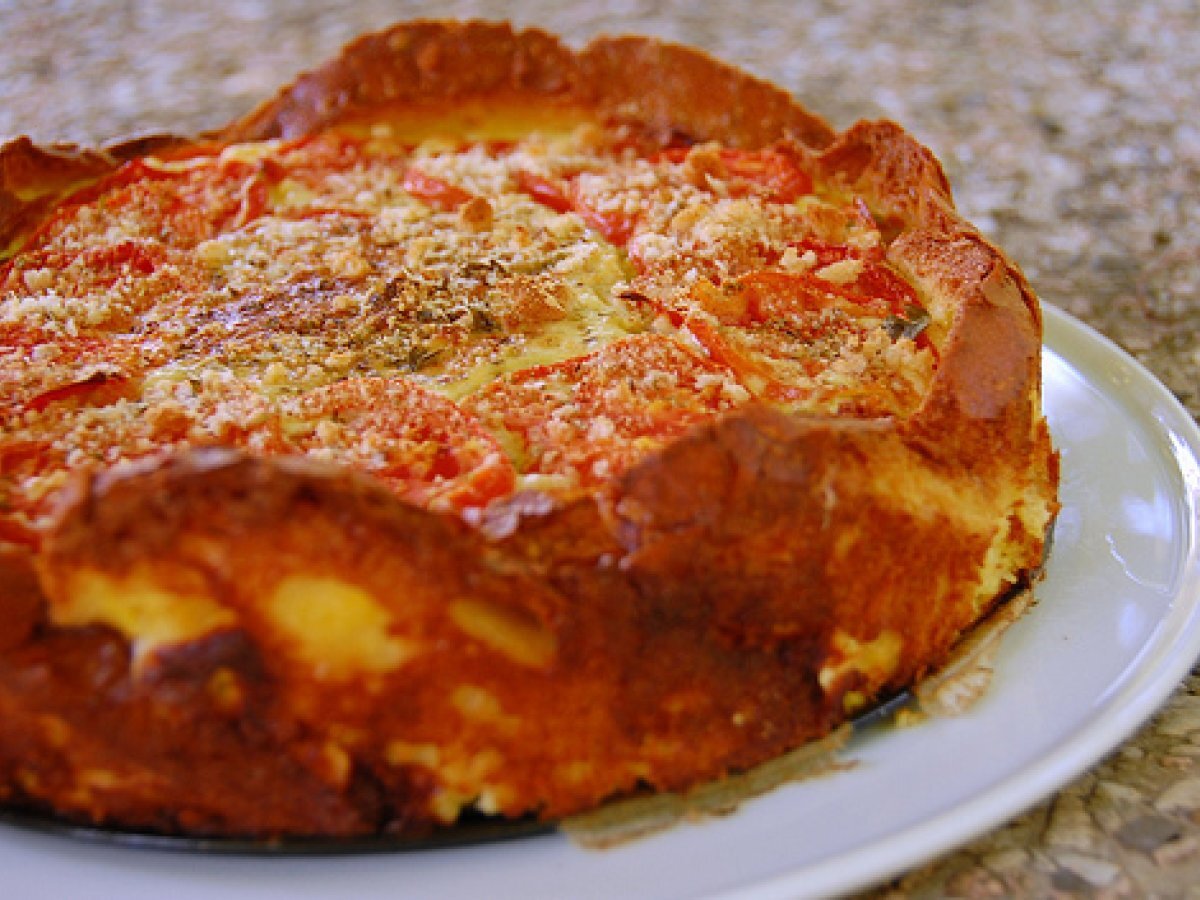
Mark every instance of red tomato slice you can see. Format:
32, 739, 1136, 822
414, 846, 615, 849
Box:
572, 202, 636, 246
465, 333, 746, 487
0, 383, 281, 548
271, 134, 411, 197
784, 238, 918, 315
0, 440, 47, 469
157, 159, 284, 241
679, 314, 808, 398
1, 327, 145, 421
401, 170, 475, 211
613, 287, 784, 392
657, 146, 813, 203
652, 147, 691, 165
1, 240, 171, 296
734, 270, 897, 322
786, 237, 858, 269
516, 169, 637, 245
620, 268, 925, 404
284, 377, 515, 511
685, 272, 902, 397
15, 153, 286, 257
275, 133, 376, 172
721, 148, 813, 203
24, 371, 131, 414
515, 170, 573, 213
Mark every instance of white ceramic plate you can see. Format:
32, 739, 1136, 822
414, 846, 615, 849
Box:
4, 304, 1200, 900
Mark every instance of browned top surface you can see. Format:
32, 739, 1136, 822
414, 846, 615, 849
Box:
0, 20, 1050, 544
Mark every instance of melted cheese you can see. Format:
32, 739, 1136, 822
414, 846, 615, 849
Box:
818, 628, 903, 701
265, 575, 416, 679
354, 100, 593, 145
449, 598, 557, 669
50, 567, 237, 669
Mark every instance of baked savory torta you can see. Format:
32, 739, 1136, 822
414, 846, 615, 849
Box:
0, 20, 1059, 839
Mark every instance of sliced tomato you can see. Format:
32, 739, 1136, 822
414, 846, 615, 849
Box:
785, 237, 858, 270
735, 270, 900, 322
527, 145, 814, 247
845, 260, 922, 315
24, 371, 132, 414
284, 377, 515, 511
14, 152, 287, 258
465, 333, 746, 487
621, 268, 926, 404
271, 134, 410, 196
84, 240, 162, 278
656, 146, 813, 203
515, 170, 573, 213
0, 323, 52, 354
54, 157, 196, 211
481, 139, 518, 156
517, 169, 637, 245
682, 313, 810, 400
651, 147, 691, 165
722, 148, 813, 203
1, 327, 145, 420
275, 133, 375, 172
156, 158, 284, 241
782, 238, 919, 315
613, 286, 780, 390
0, 440, 48, 469
572, 334, 744, 437
690, 272, 898, 390
2, 239, 174, 297
572, 202, 637, 246
400, 169, 475, 211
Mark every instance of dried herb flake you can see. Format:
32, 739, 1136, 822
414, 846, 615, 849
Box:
883, 304, 930, 341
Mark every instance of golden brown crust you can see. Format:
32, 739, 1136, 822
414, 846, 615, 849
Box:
0, 133, 194, 261
577, 35, 838, 150
222, 21, 580, 142
221, 21, 837, 150
0, 19, 1058, 838
815, 120, 955, 236
25, 451, 843, 834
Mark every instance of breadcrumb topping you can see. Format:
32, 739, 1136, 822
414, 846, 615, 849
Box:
1, 125, 934, 534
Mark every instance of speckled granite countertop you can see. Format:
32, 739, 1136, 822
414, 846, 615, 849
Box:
3, 1, 1199, 896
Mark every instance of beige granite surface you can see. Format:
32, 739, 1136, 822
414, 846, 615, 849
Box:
2, 0, 1199, 896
